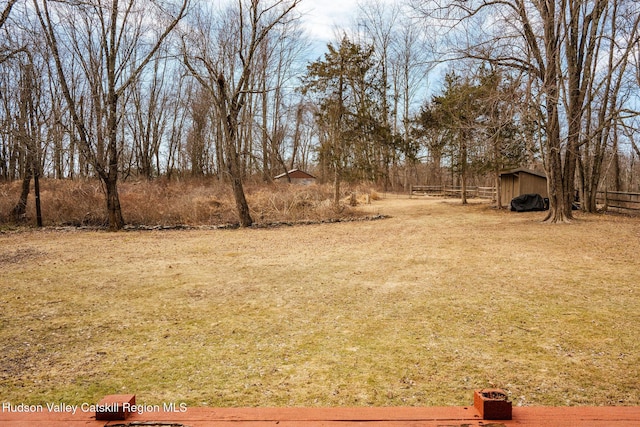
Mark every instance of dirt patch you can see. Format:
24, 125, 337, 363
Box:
0, 247, 44, 266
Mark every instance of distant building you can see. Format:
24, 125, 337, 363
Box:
499, 168, 548, 202
273, 169, 317, 185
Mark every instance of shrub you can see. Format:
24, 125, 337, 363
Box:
0, 178, 376, 228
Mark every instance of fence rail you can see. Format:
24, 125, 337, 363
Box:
410, 185, 496, 199
409, 186, 640, 212
477, 187, 497, 199
596, 191, 640, 212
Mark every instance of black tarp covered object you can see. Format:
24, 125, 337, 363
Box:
510, 193, 548, 212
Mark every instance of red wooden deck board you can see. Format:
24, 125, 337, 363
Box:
2, 406, 640, 426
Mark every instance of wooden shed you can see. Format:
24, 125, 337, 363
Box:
499, 168, 548, 202
274, 168, 316, 185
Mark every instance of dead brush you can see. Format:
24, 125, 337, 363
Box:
0, 178, 370, 227
45, 180, 107, 226
119, 179, 235, 226
249, 184, 328, 222
0, 181, 20, 223
248, 183, 367, 224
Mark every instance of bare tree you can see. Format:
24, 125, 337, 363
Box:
185, 87, 213, 177
182, 0, 301, 227
33, 0, 188, 230
164, 76, 194, 179
416, 0, 640, 223
346, 1, 438, 190
575, 1, 640, 211
0, 8, 51, 224
355, 0, 399, 187
0, 0, 22, 64
0, 0, 16, 28
125, 46, 177, 179
10, 60, 43, 225
255, 20, 307, 181
475, 66, 529, 208
392, 14, 436, 190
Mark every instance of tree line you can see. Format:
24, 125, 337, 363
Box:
1, 0, 639, 228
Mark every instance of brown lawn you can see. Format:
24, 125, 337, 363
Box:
1, 196, 639, 408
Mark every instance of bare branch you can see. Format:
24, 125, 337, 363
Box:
117, 0, 189, 95
0, 0, 17, 30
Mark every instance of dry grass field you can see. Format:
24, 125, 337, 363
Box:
1, 196, 639, 409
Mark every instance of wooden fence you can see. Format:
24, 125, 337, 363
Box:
410, 185, 496, 200
596, 191, 640, 212
409, 186, 640, 212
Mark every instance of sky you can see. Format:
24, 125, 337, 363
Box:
297, 0, 359, 45
296, 0, 380, 60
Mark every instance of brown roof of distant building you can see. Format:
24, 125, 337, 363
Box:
274, 169, 316, 180
499, 167, 547, 179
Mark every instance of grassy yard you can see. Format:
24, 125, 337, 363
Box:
1, 196, 639, 408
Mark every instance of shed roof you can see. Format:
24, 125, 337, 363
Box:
274, 168, 316, 180
499, 167, 547, 179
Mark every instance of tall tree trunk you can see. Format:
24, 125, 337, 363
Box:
290, 103, 304, 171
104, 177, 124, 230
544, 125, 574, 222
543, 101, 573, 222
261, 64, 270, 182
460, 135, 468, 205
12, 164, 32, 222
12, 61, 36, 223
613, 131, 621, 192
495, 169, 502, 209
333, 167, 341, 209
541, 0, 572, 224
460, 172, 467, 205
33, 167, 42, 227
104, 25, 125, 231
223, 100, 253, 227
226, 134, 253, 227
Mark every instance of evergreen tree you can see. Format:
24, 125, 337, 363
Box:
302, 36, 391, 206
